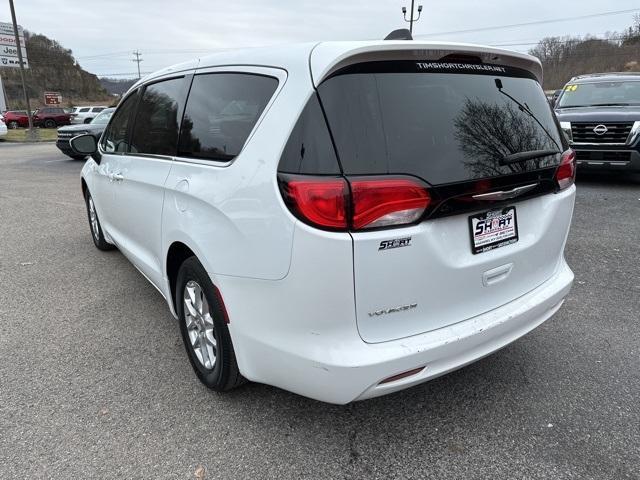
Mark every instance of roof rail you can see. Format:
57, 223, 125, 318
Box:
384, 29, 413, 41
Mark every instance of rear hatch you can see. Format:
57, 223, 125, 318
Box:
315, 58, 574, 343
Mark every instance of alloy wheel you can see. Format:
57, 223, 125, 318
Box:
88, 196, 100, 241
183, 280, 217, 370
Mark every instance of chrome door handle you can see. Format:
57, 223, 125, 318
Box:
111, 173, 124, 182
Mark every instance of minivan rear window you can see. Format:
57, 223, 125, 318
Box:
317, 61, 564, 185
178, 73, 278, 162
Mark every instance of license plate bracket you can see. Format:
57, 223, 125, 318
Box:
469, 206, 518, 254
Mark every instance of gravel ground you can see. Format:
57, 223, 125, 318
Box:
1, 143, 638, 479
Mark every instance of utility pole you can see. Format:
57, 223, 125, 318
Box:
9, 0, 35, 139
132, 50, 143, 79
402, 0, 423, 35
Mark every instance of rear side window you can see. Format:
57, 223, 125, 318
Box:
178, 73, 278, 161
80, 107, 90, 113
277, 94, 340, 175
318, 61, 564, 185
92, 107, 105, 113
130, 77, 187, 156
101, 91, 139, 153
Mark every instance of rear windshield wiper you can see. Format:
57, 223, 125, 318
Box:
500, 149, 560, 166
494, 79, 561, 152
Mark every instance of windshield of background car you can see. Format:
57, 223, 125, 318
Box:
91, 109, 114, 125
557, 80, 640, 108
317, 60, 563, 185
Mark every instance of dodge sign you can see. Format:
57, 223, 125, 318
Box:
0, 22, 28, 69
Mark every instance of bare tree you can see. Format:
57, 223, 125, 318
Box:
454, 99, 555, 178
530, 18, 640, 89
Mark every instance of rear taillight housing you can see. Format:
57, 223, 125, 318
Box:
555, 149, 576, 190
350, 178, 431, 229
279, 175, 431, 231
279, 177, 348, 230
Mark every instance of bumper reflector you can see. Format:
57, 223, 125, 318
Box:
379, 366, 425, 385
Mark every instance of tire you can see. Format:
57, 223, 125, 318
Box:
44, 119, 56, 128
176, 257, 245, 392
8, 121, 18, 129
84, 190, 115, 251
69, 154, 87, 160
84, 118, 92, 124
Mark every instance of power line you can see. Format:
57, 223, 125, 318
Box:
492, 35, 633, 47
97, 71, 151, 77
416, 8, 640, 37
76, 50, 132, 60
77, 48, 226, 62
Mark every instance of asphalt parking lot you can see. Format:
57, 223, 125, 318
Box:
1, 143, 639, 479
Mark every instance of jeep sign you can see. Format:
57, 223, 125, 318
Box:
0, 22, 28, 69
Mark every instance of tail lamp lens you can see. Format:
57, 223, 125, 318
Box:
279, 175, 430, 231
350, 178, 431, 229
280, 177, 348, 229
555, 149, 576, 190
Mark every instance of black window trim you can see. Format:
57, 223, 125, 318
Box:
126, 74, 192, 160
99, 88, 142, 156
100, 74, 192, 159
98, 66, 286, 165
173, 65, 287, 168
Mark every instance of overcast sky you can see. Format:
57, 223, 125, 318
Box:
3, 0, 639, 78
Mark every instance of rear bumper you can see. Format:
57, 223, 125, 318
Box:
235, 259, 574, 404
574, 148, 640, 172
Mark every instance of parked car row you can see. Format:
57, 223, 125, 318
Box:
56, 107, 115, 159
69, 105, 109, 124
1, 105, 111, 129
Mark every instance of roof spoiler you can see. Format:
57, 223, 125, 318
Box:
384, 29, 413, 41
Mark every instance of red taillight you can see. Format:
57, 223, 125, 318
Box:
281, 177, 348, 229
279, 175, 430, 231
555, 149, 576, 190
350, 178, 431, 230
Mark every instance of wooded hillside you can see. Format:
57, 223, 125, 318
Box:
531, 16, 640, 89
100, 77, 136, 96
1, 31, 111, 109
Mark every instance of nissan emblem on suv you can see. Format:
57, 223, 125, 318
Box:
593, 124, 608, 135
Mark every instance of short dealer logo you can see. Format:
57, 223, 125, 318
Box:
593, 124, 608, 135
379, 237, 412, 251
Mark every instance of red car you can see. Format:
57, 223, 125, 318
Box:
3, 110, 30, 129
33, 107, 72, 128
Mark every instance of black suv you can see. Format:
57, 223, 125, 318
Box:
554, 73, 640, 173
56, 107, 114, 160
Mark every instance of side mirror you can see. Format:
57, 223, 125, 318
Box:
70, 134, 97, 155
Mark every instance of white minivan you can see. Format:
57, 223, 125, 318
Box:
72, 40, 576, 404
